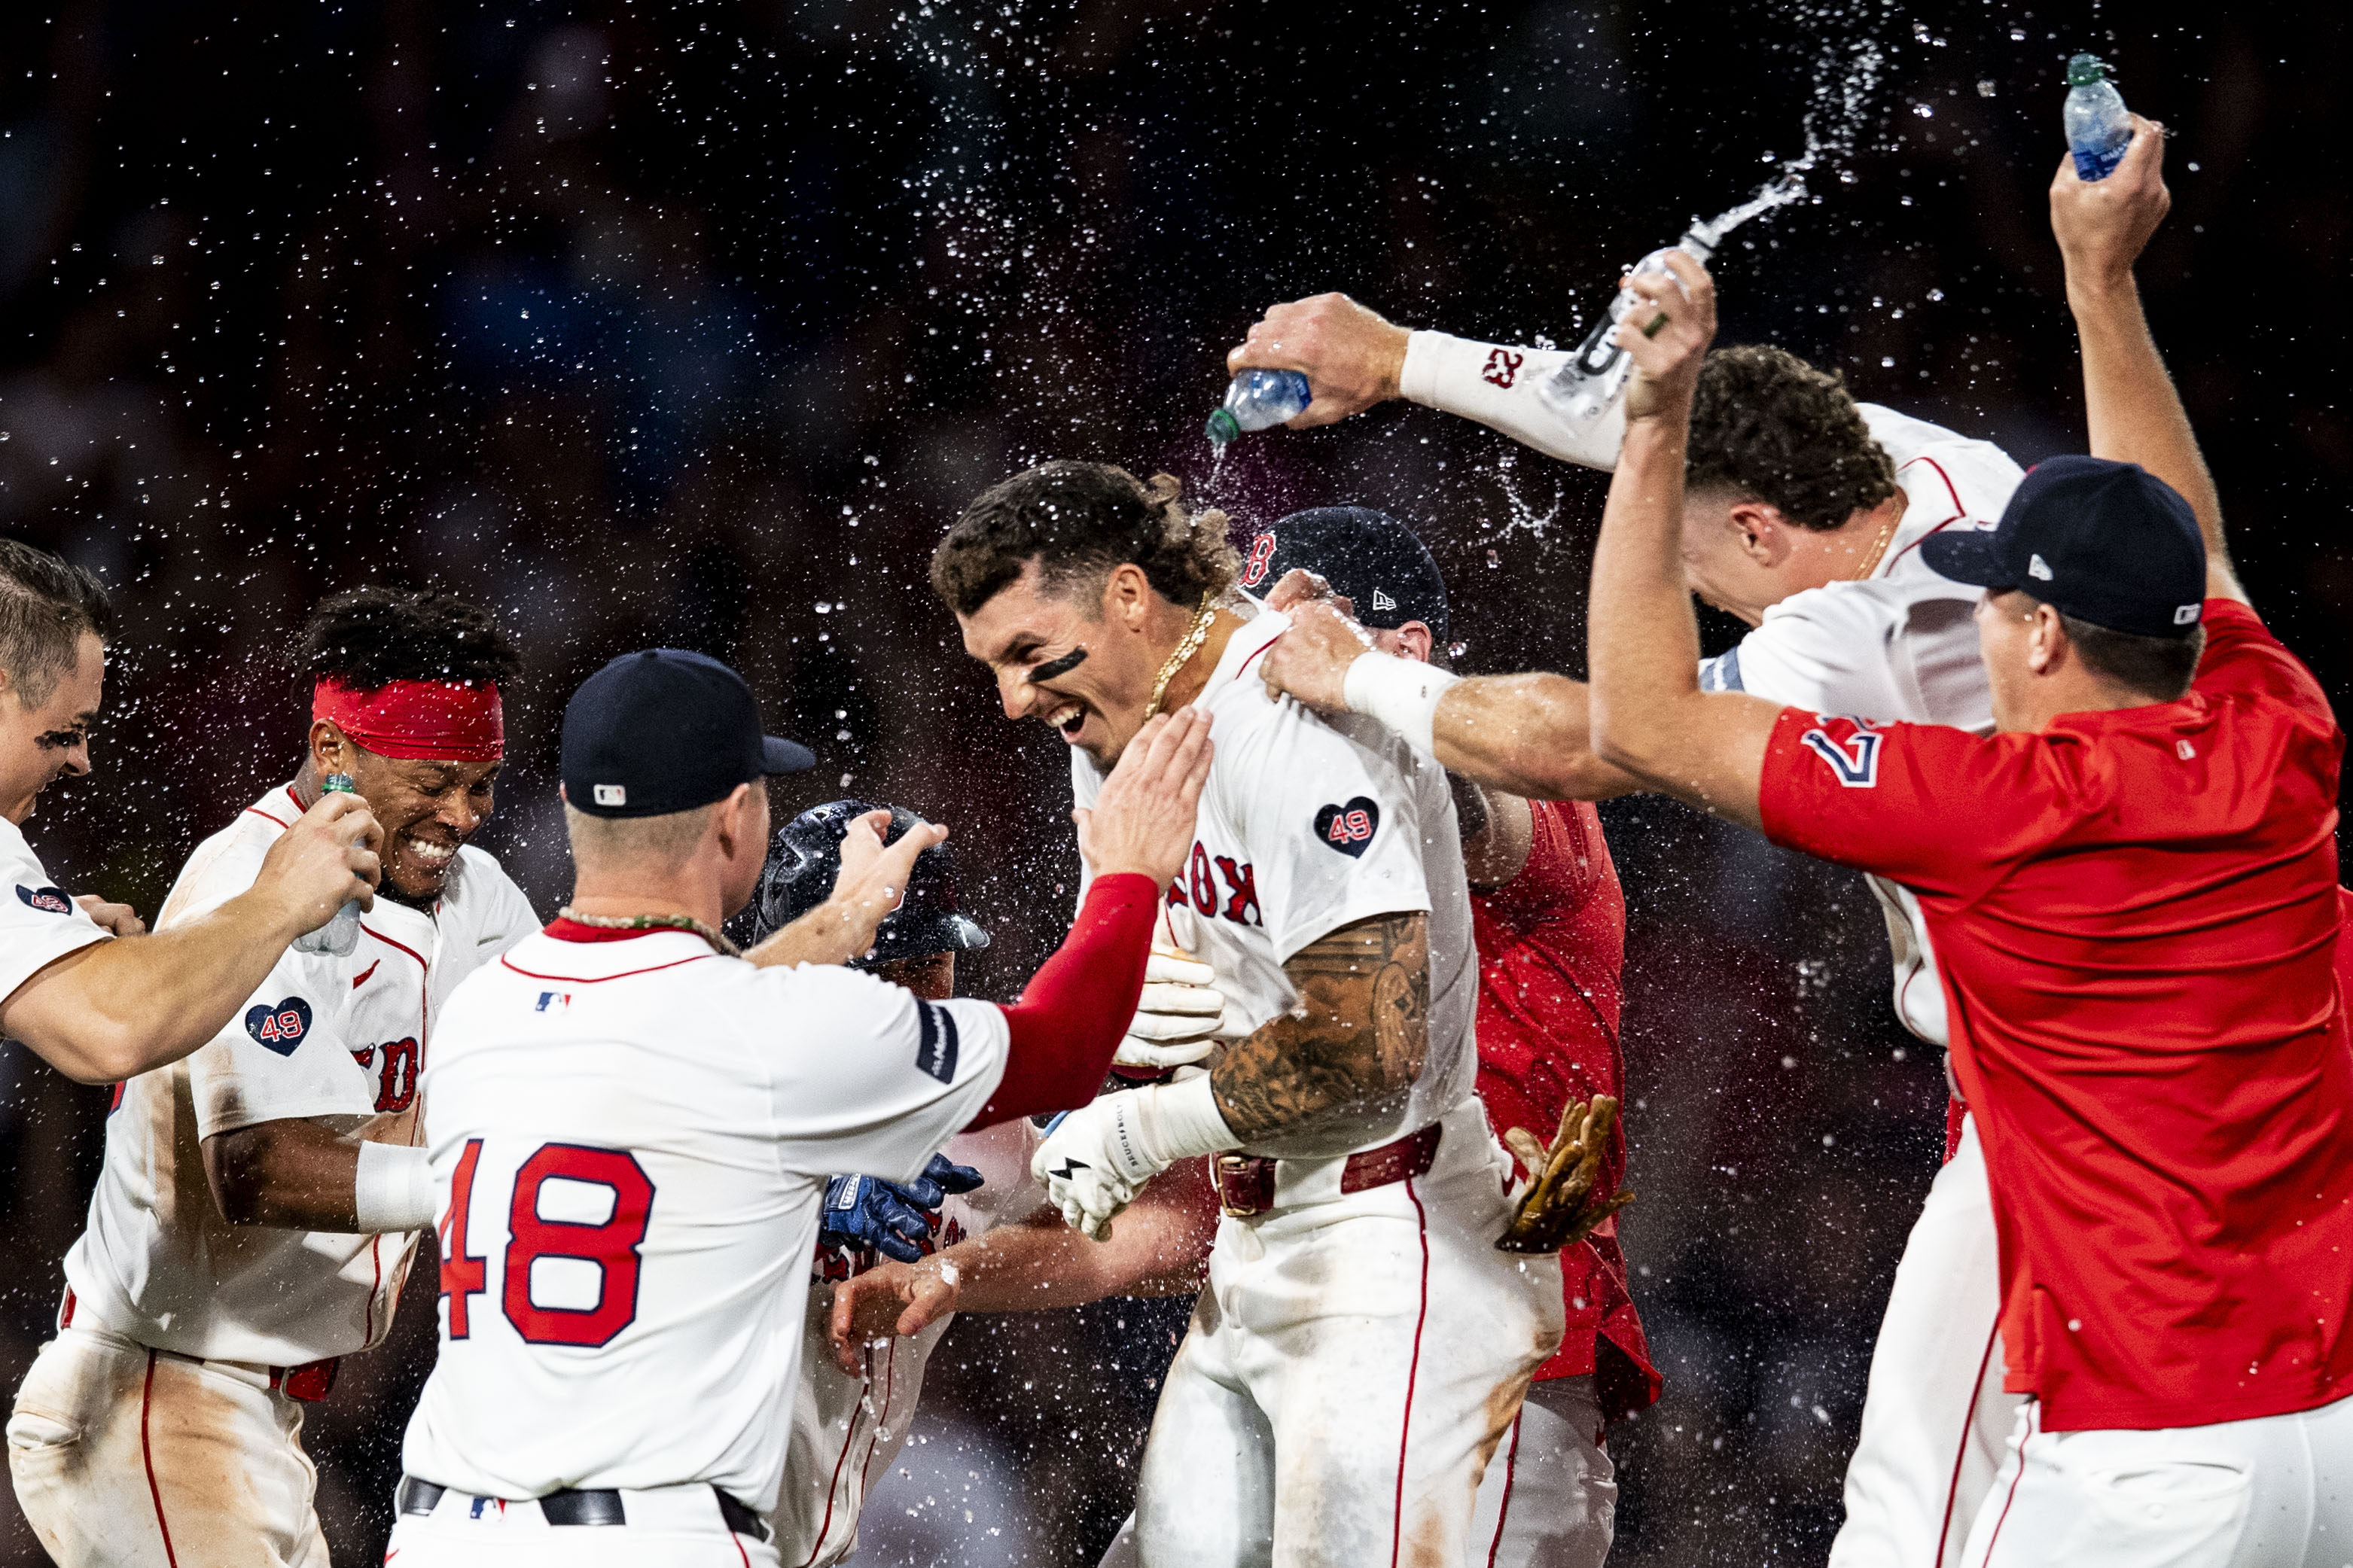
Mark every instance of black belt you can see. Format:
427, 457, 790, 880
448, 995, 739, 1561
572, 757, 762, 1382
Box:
396, 1476, 768, 1542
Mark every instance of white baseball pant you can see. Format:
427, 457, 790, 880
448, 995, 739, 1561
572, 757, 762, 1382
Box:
1126, 1096, 1565, 1568
1958, 1392, 2353, 1568
1831, 1113, 2024, 1568
7, 1324, 330, 1568
383, 1483, 781, 1566
1466, 1375, 1614, 1568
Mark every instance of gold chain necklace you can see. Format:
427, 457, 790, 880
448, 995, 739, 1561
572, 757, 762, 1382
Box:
1142, 592, 1218, 721
556, 905, 739, 957
1852, 507, 1901, 580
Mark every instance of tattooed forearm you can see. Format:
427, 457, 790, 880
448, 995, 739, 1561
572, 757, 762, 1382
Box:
1210, 911, 1430, 1143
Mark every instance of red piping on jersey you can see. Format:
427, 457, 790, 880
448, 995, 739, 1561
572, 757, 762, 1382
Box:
1389, 1177, 1433, 1568
141, 1350, 182, 1568
1234, 639, 1275, 684
803, 1349, 871, 1566
1485, 1409, 1523, 1567
849, 1341, 900, 1535
971, 873, 1158, 1128
1934, 1320, 2005, 1568
363, 921, 433, 1079
1900, 454, 1966, 516
500, 950, 717, 985
364, 1235, 383, 1345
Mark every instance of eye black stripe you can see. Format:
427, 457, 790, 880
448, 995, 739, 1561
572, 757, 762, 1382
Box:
1027, 647, 1087, 683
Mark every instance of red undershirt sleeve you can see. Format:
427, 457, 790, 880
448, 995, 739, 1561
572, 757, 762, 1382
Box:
966, 872, 1157, 1128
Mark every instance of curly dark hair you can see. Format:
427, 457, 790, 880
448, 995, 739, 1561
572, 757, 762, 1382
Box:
931, 461, 1239, 617
0, 537, 115, 706
1687, 345, 1900, 530
295, 587, 522, 691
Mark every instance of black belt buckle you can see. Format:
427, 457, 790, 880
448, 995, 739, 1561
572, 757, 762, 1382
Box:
396, 1476, 445, 1518
540, 1487, 627, 1527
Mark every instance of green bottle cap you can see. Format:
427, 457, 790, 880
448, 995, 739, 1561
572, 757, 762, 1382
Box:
322, 773, 357, 795
2065, 53, 2110, 87
1205, 407, 1241, 445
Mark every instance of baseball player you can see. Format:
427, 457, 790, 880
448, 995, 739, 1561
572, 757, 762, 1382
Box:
8, 588, 533, 1568
752, 799, 1042, 1566
0, 537, 382, 1087
930, 464, 1607, 1568
1241, 288, 2031, 1561
386, 647, 1209, 1566
1574, 124, 2352, 1566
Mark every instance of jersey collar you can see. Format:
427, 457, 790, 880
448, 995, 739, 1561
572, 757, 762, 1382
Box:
1196, 599, 1285, 703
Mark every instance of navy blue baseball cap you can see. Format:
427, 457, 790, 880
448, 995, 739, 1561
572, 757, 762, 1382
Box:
1919, 456, 2205, 639
752, 800, 989, 967
562, 648, 815, 819
1237, 507, 1449, 647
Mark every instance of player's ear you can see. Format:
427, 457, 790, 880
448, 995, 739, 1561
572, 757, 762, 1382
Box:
1727, 501, 1788, 567
1102, 562, 1154, 629
307, 718, 351, 778
1392, 623, 1434, 664
2026, 601, 2066, 676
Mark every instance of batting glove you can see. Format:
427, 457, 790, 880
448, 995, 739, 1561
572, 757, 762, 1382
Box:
1032, 1076, 1239, 1241
1114, 948, 1245, 1071
820, 1154, 985, 1263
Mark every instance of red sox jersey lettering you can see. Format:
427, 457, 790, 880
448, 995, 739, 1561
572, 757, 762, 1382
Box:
1166, 841, 1263, 927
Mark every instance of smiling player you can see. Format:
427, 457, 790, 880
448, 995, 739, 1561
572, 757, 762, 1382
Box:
9, 588, 538, 1568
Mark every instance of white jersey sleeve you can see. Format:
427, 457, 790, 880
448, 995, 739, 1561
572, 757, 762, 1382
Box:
763, 965, 1009, 1186
0, 818, 110, 1005
1218, 699, 1433, 964
1398, 330, 1625, 470
1705, 586, 1919, 718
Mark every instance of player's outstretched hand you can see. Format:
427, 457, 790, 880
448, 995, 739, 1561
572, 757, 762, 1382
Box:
1260, 595, 1376, 717
2050, 115, 2169, 294
72, 894, 144, 938
254, 792, 384, 937
751, 809, 949, 970
1074, 708, 1213, 886
829, 1259, 960, 1374
817, 1155, 982, 1264
1495, 1095, 1635, 1255
1614, 250, 1716, 424
1226, 294, 1409, 428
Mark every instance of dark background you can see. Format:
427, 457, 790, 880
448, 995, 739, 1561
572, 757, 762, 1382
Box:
0, 1, 2344, 1563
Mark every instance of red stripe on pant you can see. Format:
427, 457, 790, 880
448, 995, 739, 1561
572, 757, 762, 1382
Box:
140, 1350, 182, 1568
1390, 1178, 1433, 1568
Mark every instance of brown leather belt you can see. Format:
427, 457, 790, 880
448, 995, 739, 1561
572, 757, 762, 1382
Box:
1212, 1122, 1442, 1217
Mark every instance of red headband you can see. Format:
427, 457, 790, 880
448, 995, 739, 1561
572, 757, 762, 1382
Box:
312, 677, 504, 763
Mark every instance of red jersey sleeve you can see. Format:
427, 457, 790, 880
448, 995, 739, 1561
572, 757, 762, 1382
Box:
2193, 599, 2335, 724
1757, 709, 2068, 901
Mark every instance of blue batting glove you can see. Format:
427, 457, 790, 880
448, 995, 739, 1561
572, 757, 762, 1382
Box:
818, 1156, 985, 1263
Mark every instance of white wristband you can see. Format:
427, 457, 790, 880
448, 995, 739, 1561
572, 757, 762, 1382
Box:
1131, 1072, 1240, 1168
1343, 653, 1461, 759
1400, 329, 1624, 471
353, 1143, 435, 1234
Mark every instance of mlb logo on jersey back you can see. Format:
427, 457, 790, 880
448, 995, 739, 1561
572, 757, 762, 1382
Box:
535, 991, 571, 1012
1313, 796, 1381, 857
246, 997, 315, 1057
14, 884, 71, 915
914, 1001, 959, 1084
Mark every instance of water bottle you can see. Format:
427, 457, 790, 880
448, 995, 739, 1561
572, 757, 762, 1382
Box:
1205, 370, 1310, 446
1536, 226, 1721, 430
291, 774, 363, 957
2063, 54, 2132, 181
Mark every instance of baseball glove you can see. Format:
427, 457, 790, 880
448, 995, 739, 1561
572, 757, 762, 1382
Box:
1495, 1095, 1635, 1255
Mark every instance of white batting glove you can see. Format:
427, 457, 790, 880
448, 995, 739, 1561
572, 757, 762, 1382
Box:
1032, 1077, 1240, 1241
1115, 948, 1238, 1070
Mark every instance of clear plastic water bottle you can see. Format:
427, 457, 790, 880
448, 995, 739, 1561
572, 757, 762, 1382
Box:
1205, 370, 1310, 446
291, 774, 363, 956
2063, 54, 2132, 181
1536, 226, 1721, 430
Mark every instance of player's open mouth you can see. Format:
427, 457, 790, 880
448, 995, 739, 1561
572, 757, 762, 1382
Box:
1046, 702, 1087, 739
404, 836, 457, 866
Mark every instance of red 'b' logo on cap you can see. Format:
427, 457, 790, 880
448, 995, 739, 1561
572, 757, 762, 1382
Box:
1241, 534, 1277, 589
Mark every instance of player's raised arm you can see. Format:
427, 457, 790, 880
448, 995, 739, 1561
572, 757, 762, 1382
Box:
2050, 116, 2243, 604
1226, 294, 1622, 467
1582, 253, 1783, 826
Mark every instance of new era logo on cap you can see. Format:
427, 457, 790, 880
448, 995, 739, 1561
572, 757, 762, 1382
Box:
1372, 588, 1397, 611
2028, 553, 2054, 581
2175, 604, 2200, 626
593, 784, 626, 806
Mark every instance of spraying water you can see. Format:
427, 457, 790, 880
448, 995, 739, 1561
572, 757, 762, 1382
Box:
1535, 35, 1883, 434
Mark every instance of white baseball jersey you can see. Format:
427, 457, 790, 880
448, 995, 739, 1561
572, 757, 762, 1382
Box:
1696, 406, 2022, 1044
1071, 606, 1480, 1159
0, 816, 111, 1005
778, 1117, 1042, 1564
399, 927, 1010, 1514
59, 782, 540, 1367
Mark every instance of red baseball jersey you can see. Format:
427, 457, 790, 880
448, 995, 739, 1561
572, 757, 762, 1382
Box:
1760, 598, 2351, 1433
1471, 798, 1661, 1420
